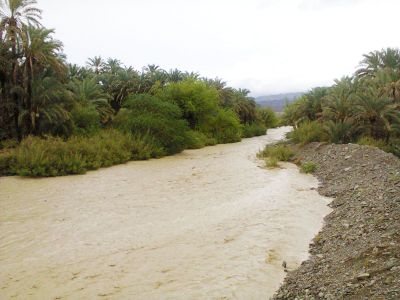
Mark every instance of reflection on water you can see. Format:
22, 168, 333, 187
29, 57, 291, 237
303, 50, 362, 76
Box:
0, 127, 330, 299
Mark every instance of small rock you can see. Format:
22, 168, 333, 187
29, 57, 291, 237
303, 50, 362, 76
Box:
356, 273, 370, 280
344, 167, 352, 172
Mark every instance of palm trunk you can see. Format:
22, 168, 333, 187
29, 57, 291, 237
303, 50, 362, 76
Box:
10, 27, 22, 141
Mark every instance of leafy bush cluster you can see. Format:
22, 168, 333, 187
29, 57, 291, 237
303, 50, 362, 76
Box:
1, 130, 163, 177
242, 123, 267, 138
257, 144, 295, 168
300, 161, 317, 174
282, 48, 400, 157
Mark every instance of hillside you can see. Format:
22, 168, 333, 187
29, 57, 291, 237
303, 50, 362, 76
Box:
256, 92, 304, 112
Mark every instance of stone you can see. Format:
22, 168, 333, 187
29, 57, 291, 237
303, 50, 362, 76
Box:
356, 273, 370, 280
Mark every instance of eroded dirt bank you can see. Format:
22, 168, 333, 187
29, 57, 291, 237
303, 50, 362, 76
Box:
274, 143, 400, 300
0, 127, 330, 300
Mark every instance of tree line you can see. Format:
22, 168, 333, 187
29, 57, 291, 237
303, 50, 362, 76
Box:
283, 48, 400, 157
0, 0, 277, 176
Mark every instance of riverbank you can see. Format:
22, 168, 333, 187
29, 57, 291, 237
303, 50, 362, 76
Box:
274, 142, 400, 299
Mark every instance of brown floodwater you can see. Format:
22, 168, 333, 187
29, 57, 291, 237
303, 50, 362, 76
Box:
0, 127, 331, 299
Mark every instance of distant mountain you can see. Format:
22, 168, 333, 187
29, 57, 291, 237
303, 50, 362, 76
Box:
255, 92, 304, 112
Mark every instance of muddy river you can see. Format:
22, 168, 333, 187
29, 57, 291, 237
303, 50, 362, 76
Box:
0, 127, 331, 299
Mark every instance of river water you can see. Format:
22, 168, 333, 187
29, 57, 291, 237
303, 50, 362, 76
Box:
0, 127, 331, 299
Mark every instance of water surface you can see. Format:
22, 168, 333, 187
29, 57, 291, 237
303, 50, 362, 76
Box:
0, 127, 331, 299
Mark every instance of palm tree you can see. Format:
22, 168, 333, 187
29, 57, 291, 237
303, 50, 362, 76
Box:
100, 67, 140, 112
356, 48, 400, 78
105, 58, 123, 74
22, 27, 66, 133
68, 78, 114, 123
322, 77, 358, 123
0, 0, 42, 139
354, 88, 400, 141
87, 56, 105, 74
28, 75, 73, 136
167, 69, 184, 83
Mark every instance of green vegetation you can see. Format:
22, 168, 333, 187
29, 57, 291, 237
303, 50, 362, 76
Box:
3, 130, 163, 177
0, 1, 278, 177
242, 123, 267, 138
265, 157, 279, 169
258, 144, 295, 168
282, 49, 400, 156
288, 121, 326, 144
300, 161, 317, 174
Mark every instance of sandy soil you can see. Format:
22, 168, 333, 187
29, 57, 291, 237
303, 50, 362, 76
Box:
0, 127, 331, 300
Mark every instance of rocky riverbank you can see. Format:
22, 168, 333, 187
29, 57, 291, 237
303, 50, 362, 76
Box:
274, 142, 400, 300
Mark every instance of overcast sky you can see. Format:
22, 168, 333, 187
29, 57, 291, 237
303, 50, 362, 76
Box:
39, 0, 400, 96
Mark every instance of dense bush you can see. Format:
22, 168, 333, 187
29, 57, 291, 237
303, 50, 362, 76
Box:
157, 80, 220, 130
71, 104, 101, 135
258, 107, 279, 128
300, 161, 317, 174
265, 157, 279, 168
7, 130, 162, 177
288, 121, 326, 144
324, 120, 356, 144
242, 123, 267, 138
258, 144, 295, 162
201, 109, 242, 143
0, 151, 16, 176
185, 130, 207, 149
114, 94, 190, 154
356, 136, 400, 157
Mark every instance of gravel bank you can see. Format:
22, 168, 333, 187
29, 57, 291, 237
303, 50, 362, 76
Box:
273, 142, 400, 300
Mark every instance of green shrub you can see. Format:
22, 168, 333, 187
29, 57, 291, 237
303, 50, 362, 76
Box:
288, 121, 326, 144
0, 151, 16, 176
9, 130, 163, 177
201, 109, 242, 143
265, 157, 279, 168
114, 95, 190, 155
258, 144, 295, 161
71, 104, 101, 135
324, 120, 356, 144
242, 123, 267, 138
185, 130, 207, 149
300, 161, 317, 174
128, 133, 165, 160
357, 136, 400, 157
13, 136, 87, 176
0, 139, 18, 150
204, 136, 218, 146
157, 79, 220, 130
258, 107, 279, 128
388, 139, 400, 157
357, 136, 389, 150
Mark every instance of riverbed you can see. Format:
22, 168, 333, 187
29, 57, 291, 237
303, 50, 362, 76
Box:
0, 127, 331, 299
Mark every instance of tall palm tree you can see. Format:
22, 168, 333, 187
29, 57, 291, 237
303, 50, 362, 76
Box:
105, 58, 123, 74
167, 69, 184, 83
22, 27, 66, 133
87, 56, 105, 74
0, 0, 42, 139
356, 48, 400, 78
